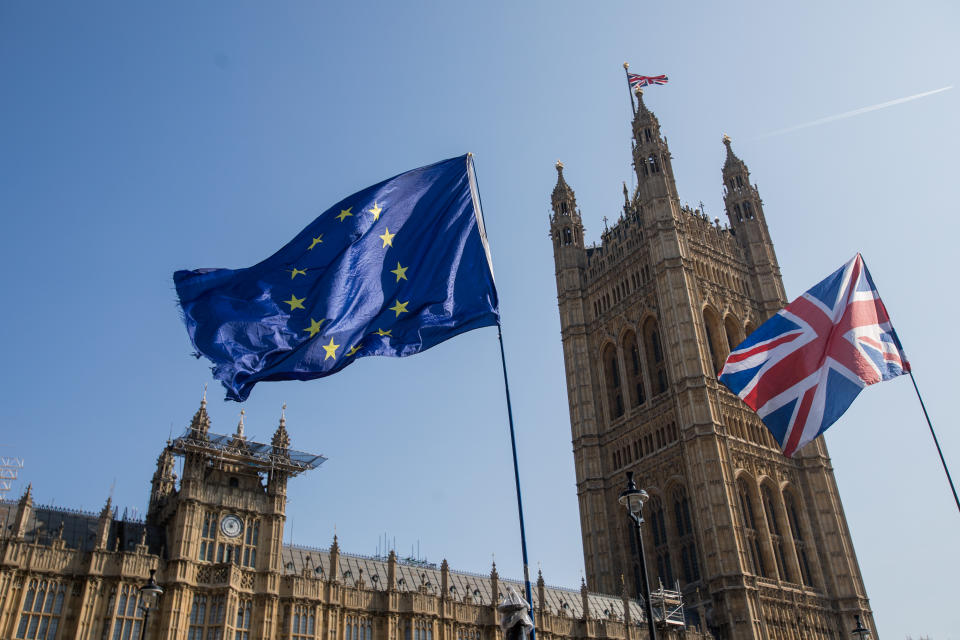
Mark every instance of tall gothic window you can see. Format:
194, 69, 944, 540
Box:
762, 486, 792, 583
644, 319, 667, 394
623, 331, 646, 407
199, 511, 216, 562
737, 479, 767, 577
724, 314, 742, 351
672, 486, 701, 585
603, 344, 624, 421
187, 593, 225, 640
291, 605, 315, 640
108, 584, 143, 640
233, 599, 252, 640
702, 308, 725, 374
785, 491, 814, 587
16, 579, 65, 640
647, 496, 673, 587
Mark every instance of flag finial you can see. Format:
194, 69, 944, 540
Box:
623, 61, 629, 70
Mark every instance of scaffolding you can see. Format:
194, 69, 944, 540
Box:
169, 429, 325, 476
648, 580, 686, 628
0, 452, 24, 500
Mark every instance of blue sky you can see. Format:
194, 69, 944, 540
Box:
1, 1, 958, 637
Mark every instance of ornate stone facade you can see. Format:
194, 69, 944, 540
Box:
550, 89, 876, 639
0, 398, 708, 640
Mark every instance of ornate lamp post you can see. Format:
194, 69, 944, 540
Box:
138, 569, 163, 640
619, 472, 658, 640
851, 614, 871, 640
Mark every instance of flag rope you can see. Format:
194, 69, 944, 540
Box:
498, 323, 537, 640
908, 371, 960, 515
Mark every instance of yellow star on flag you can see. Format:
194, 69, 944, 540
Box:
284, 294, 306, 311
290, 267, 307, 279
375, 328, 392, 337
368, 202, 382, 221
308, 235, 323, 250
304, 318, 325, 338
390, 262, 408, 282
322, 337, 340, 360
389, 299, 409, 317
336, 207, 354, 222
379, 227, 395, 248
346, 344, 361, 357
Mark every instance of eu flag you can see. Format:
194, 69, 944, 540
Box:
174, 155, 500, 401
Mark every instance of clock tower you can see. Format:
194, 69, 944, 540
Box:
146, 394, 325, 638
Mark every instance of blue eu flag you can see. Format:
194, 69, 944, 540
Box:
175, 155, 500, 401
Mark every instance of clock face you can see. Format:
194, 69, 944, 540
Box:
220, 515, 243, 538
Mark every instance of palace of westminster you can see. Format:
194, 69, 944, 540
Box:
0, 87, 875, 639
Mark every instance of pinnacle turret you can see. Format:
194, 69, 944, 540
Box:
551, 161, 578, 218
272, 404, 290, 450
189, 386, 211, 438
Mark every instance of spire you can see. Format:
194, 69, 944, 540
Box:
99, 495, 113, 519
189, 385, 211, 438
551, 161, 578, 216
634, 86, 651, 117
723, 133, 745, 171
236, 409, 245, 438
20, 483, 33, 506
272, 404, 290, 450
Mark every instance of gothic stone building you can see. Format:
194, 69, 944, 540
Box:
0, 400, 710, 640
549, 87, 875, 639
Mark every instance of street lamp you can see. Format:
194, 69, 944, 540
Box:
138, 569, 163, 640
851, 614, 871, 640
619, 472, 658, 640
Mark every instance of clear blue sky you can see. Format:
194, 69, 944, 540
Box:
1, 2, 957, 637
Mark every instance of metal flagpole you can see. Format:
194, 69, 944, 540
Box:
623, 62, 636, 116
497, 324, 538, 640
908, 371, 960, 514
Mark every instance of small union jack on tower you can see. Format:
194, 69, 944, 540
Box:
719, 254, 909, 457
627, 73, 668, 89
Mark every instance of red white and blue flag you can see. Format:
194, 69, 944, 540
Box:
627, 73, 668, 89
718, 254, 909, 457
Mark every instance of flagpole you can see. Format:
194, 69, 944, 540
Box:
623, 62, 636, 116
908, 371, 960, 514
498, 323, 538, 640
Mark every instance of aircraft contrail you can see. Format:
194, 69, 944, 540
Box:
760, 85, 953, 138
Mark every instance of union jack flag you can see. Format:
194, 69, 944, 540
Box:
627, 73, 668, 89
718, 254, 909, 457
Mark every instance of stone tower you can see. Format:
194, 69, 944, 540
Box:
145, 398, 323, 639
550, 87, 876, 639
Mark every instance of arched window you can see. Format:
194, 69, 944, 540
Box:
737, 478, 768, 577
623, 331, 646, 407
785, 491, 814, 587
17, 579, 67, 640
671, 486, 701, 585
648, 155, 661, 174
603, 344, 624, 422
643, 318, 667, 395
644, 128, 653, 142
743, 201, 754, 219
291, 605, 315, 639
724, 315, 743, 351
235, 598, 253, 640
762, 485, 792, 582
647, 496, 673, 587
563, 228, 572, 245
702, 308, 724, 374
